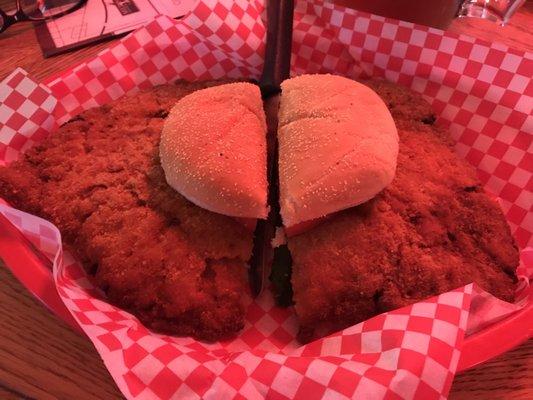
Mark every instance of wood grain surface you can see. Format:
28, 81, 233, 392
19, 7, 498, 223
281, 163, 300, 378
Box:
0, 1, 532, 399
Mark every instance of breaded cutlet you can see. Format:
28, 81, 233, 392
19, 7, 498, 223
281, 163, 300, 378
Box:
0, 82, 254, 341
288, 81, 519, 343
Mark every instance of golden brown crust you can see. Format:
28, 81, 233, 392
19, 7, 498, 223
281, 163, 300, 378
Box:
0, 78, 519, 344
0, 82, 253, 341
289, 80, 518, 343
363, 79, 437, 125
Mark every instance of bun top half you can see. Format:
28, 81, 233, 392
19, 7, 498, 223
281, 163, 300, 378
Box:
160, 82, 268, 219
278, 74, 399, 227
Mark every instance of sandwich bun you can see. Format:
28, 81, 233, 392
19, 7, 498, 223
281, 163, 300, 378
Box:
160, 82, 268, 219
278, 74, 399, 228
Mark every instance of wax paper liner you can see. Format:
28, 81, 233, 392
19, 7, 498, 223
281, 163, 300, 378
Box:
0, 0, 531, 399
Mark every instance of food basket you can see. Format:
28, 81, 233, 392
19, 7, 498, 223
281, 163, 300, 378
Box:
0, 0, 531, 399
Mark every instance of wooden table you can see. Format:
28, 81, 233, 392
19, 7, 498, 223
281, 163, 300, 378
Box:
0, 1, 532, 399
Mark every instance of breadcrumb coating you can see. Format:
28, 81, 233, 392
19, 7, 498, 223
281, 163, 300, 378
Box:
0, 82, 254, 341
288, 80, 518, 343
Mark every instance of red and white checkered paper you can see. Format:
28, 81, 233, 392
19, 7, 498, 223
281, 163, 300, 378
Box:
0, 0, 532, 399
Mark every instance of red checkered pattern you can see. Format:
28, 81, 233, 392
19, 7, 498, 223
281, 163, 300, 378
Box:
293, 0, 532, 248
44, 0, 266, 125
0, 0, 532, 399
0, 205, 60, 261
0, 68, 57, 165
58, 239, 475, 400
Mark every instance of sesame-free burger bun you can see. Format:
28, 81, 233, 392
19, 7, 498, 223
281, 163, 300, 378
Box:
278, 74, 399, 228
160, 82, 268, 219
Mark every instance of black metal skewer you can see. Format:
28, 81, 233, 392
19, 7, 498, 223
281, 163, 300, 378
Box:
249, 0, 294, 297
260, 0, 295, 97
